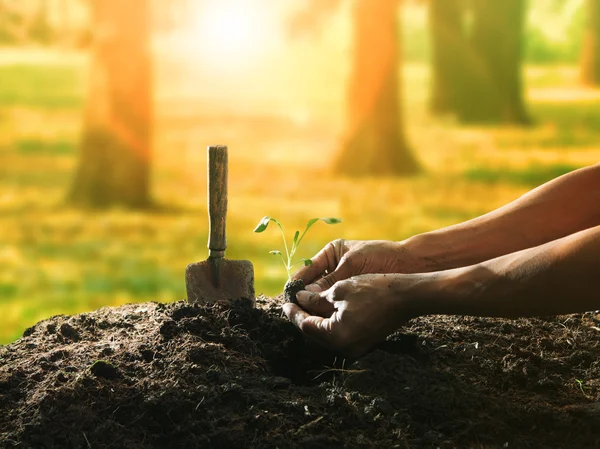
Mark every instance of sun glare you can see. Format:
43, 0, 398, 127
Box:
184, 0, 278, 67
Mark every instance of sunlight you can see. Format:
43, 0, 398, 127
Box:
183, 0, 278, 67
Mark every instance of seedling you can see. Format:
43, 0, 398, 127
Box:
254, 216, 342, 281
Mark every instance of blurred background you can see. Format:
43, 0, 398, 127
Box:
1, 0, 599, 344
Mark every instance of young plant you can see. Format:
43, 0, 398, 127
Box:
253, 216, 342, 281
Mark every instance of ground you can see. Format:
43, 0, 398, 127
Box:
1, 297, 599, 448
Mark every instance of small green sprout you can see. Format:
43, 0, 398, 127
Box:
254, 216, 342, 281
575, 379, 585, 395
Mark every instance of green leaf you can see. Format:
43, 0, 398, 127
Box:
304, 217, 342, 235
269, 250, 282, 256
320, 217, 342, 224
254, 216, 271, 233
302, 218, 320, 237
306, 218, 319, 228
302, 259, 313, 266
292, 230, 299, 247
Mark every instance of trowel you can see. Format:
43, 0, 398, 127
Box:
185, 145, 255, 304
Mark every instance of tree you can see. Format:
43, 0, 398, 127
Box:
466, 0, 529, 123
30, 0, 53, 43
428, 0, 530, 124
428, 0, 465, 114
290, 0, 420, 176
334, 0, 420, 175
581, 0, 600, 86
68, 0, 152, 208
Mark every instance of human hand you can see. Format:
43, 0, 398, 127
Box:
292, 239, 414, 293
282, 274, 413, 357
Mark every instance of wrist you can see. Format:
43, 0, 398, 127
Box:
391, 268, 481, 319
397, 232, 457, 273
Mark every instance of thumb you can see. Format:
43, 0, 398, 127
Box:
296, 289, 334, 316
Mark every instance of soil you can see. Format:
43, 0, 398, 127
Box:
1, 297, 599, 449
284, 279, 305, 304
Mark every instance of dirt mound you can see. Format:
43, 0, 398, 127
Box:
1, 297, 599, 448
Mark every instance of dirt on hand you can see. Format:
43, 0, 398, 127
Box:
1, 297, 599, 448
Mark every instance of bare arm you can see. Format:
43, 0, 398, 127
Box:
294, 164, 600, 290
406, 224, 600, 319
285, 225, 600, 357
403, 163, 600, 272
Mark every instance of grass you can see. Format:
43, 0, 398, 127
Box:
14, 138, 76, 155
1, 50, 600, 345
0, 63, 84, 110
463, 163, 581, 187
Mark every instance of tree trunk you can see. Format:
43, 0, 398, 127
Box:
333, 0, 419, 176
59, 0, 69, 40
458, 0, 529, 124
68, 0, 152, 208
427, 0, 529, 124
428, 0, 466, 114
581, 0, 600, 86
30, 0, 53, 43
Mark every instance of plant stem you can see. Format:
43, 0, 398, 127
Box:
273, 219, 292, 279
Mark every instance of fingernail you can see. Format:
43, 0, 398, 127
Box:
305, 284, 322, 292
296, 291, 314, 304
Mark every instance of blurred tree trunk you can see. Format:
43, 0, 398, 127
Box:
68, 0, 152, 208
428, 0, 529, 125
333, 0, 419, 176
459, 0, 529, 124
30, 0, 53, 43
59, 0, 70, 41
428, 0, 465, 114
581, 0, 600, 86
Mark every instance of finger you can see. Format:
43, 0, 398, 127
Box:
305, 284, 322, 292
296, 290, 334, 316
291, 241, 340, 284
300, 315, 335, 344
282, 302, 308, 329
311, 262, 353, 291
282, 303, 335, 346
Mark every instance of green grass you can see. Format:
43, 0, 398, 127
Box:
1, 54, 600, 345
0, 63, 85, 109
463, 163, 581, 187
15, 138, 76, 155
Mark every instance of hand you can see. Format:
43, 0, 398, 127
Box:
292, 239, 414, 292
282, 274, 412, 357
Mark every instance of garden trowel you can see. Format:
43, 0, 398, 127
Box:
185, 145, 255, 305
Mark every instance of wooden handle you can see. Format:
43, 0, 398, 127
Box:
208, 145, 227, 254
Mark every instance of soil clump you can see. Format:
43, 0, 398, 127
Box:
284, 279, 305, 305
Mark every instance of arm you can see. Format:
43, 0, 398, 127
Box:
285, 225, 600, 357
407, 224, 600, 319
293, 164, 600, 290
403, 163, 600, 272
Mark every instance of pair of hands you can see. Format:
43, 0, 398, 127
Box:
282, 239, 423, 357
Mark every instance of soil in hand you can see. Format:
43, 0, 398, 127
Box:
284, 279, 305, 304
1, 297, 599, 448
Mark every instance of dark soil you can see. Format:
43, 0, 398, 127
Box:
284, 279, 305, 304
1, 297, 599, 449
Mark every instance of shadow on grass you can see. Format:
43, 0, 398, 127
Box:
16, 138, 76, 155
463, 163, 582, 187
497, 102, 600, 149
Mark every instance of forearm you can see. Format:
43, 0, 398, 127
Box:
401, 164, 600, 272
403, 225, 600, 319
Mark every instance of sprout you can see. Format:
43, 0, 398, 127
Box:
254, 216, 342, 281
